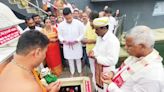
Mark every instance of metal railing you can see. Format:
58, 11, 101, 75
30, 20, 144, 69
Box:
35, 0, 40, 11
47, 2, 57, 10
23, 0, 48, 15
114, 14, 126, 40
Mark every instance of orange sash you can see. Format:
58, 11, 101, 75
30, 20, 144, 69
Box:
32, 70, 47, 92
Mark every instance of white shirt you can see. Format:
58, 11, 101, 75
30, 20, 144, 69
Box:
108, 49, 164, 92
93, 31, 120, 72
58, 19, 85, 59
109, 16, 117, 33
24, 26, 42, 32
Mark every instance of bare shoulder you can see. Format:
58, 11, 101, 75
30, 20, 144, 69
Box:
0, 63, 43, 92
0, 79, 42, 92
18, 80, 43, 92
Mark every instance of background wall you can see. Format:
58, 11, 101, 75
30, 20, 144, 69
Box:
68, 0, 164, 31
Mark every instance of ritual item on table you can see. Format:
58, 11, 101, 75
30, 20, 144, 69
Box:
59, 85, 81, 92
40, 67, 58, 86
58, 77, 92, 92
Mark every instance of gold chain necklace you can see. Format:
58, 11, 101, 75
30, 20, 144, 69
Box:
12, 61, 36, 80
12, 61, 33, 74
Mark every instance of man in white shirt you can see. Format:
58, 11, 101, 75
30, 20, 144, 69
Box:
24, 17, 42, 32
89, 17, 120, 92
58, 8, 84, 77
104, 8, 117, 33
73, 8, 80, 20
31, 14, 44, 28
101, 26, 164, 92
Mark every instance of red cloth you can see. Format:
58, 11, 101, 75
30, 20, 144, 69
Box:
45, 28, 62, 76
46, 42, 61, 68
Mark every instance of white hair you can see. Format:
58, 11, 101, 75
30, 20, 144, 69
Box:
126, 25, 155, 48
